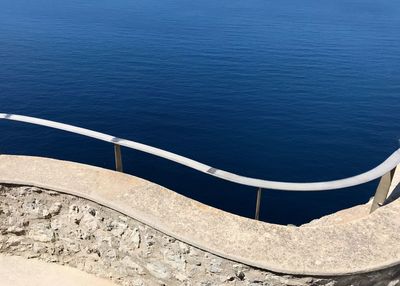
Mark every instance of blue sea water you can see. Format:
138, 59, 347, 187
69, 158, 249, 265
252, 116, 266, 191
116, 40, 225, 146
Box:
0, 0, 399, 225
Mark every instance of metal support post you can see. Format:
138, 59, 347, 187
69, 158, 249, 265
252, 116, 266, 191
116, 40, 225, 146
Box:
255, 187, 262, 220
370, 167, 396, 213
114, 144, 123, 172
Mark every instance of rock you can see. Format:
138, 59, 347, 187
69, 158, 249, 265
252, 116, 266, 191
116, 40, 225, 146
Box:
263, 274, 316, 286
175, 272, 188, 282
29, 223, 55, 242
7, 216, 17, 227
42, 209, 51, 219
50, 219, 62, 230
93, 229, 113, 247
236, 270, 245, 280
108, 221, 128, 237
32, 242, 47, 254
146, 262, 170, 279
5, 226, 25, 235
188, 247, 199, 257
6, 236, 23, 247
81, 213, 100, 233
209, 258, 222, 274
178, 242, 190, 254
86, 206, 97, 217
2, 208, 11, 216
163, 249, 186, 271
145, 234, 155, 247
233, 264, 248, 280
245, 270, 265, 284
22, 199, 42, 218
44, 190, 60, 196
17, 187, 29, 196
25, 252, 41, 259
48, 256, 59, 263
131, 228, 141, 248
199, 282, 214, 286
233, 263, 250, 272
49, 202, 62, 215
122, 256, 146, 275
68, 205, 83, 224
294, 277, 314, 285
62, 238, 81, 253
30, 187, 43, 193
82, 258, 101, 274
103, 249, 118, 260
121, 227, 141, 251
222, 276, 235, 282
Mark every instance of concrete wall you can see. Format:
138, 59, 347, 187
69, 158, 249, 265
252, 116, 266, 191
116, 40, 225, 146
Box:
1, 155, 400, 286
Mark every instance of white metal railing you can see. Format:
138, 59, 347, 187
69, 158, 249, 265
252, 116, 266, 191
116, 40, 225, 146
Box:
1, 113, 399, 218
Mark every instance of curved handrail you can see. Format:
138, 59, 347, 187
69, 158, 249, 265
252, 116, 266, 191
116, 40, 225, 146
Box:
1, 113, 400, 191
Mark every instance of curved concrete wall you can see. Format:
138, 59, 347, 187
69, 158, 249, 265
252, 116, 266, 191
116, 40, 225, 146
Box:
0, 155, 400, 285
2, 185, 400, 286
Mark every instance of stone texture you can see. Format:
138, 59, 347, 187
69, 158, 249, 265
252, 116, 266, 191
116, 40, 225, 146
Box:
1, 185, 400, 286
1, 155, 400, 277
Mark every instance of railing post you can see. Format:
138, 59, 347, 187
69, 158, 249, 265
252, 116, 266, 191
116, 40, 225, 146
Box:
255, 188, 262, 220
370, 167, 396, 213
114, 144, 123, 172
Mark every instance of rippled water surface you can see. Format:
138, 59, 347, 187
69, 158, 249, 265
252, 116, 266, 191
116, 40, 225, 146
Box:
1, 0, 400, 224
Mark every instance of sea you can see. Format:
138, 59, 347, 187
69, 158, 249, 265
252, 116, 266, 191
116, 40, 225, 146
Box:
1, 0, 399, 225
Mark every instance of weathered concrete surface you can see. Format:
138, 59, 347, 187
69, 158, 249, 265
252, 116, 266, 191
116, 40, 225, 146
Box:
2, 185, 400, 286
304, 167, 400, 227
0, 254, 117, 286
0, 155, 400, 277
302, 202, 371, 227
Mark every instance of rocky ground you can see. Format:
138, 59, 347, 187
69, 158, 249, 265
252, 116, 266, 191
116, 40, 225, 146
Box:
0, 185, 398, 286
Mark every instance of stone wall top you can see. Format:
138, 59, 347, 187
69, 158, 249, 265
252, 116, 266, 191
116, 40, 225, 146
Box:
0, 155, 399, 276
